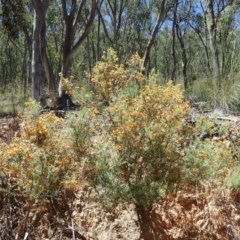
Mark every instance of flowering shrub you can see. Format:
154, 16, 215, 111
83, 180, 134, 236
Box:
91, 48, 127, 103
86, 82, 190, 208
58, 72, 74, 96
182, 115, 234, 185
126, 53, 146, 85
183, 138, 233, 184
91, 48, 146, 104
0, 108, 79, 199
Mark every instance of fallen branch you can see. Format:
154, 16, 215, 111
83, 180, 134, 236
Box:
214, 116, 238, 122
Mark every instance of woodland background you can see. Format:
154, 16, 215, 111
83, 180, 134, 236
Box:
1, 1, 240, 240
1, 0, 240, 108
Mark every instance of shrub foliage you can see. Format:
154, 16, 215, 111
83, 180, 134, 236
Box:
91, 48, 145, 104
86, 82, 191, 208
0, 103, 79, 199
0, 48, 237, 213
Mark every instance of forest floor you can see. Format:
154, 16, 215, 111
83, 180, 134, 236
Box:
1, 109, 240, 239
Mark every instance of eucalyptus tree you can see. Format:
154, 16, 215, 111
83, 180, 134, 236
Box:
0, 29, 23, 90
96, 0, 137, 58
1, 0, 32, 93
141, 0, 174, 74
99, 0, 128, 44
97, 0, 171, 66
201, 0, 237, 84
31, 0, 58, 98
187, 2, 211, 73
31, 0, 98, 100
31, 3, 49, 101
216, 0, 240, 77
61, 0, 98, 78
172, 0, 195, 88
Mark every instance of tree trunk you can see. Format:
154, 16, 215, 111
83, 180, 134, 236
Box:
176, 29, 188, 88
141, 0, 167, 74
171, 1, 178, 83
32, 10, 44, 102
176, 20, 188, 88
22, 39, 28, 96
206, 0, 220, 84
31, 0, 57, 98
61, 0, 98, 78
96, 0, 104, 61
136, 205, 167, 240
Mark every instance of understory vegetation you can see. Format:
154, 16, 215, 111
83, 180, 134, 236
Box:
1, 49, 240, 239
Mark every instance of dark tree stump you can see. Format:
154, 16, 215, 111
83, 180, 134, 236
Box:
56, 90, 80, 110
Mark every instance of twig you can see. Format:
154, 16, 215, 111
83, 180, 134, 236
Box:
71, 219, 76, 240
23, 232, 29, 240
215, 116, 238, 122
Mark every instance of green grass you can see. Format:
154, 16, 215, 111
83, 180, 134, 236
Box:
0, 89, 29, 117
0, 100, 23, 117
185, 76, 240, 112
